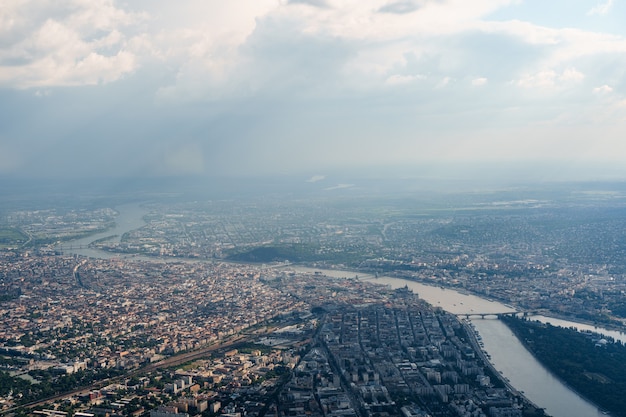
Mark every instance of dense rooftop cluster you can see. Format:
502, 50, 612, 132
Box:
316, 295, 526, 417
3, 190, 626, 416
0, 253, 306, 376
0, 249, 544, 416
45, 199, 626, 328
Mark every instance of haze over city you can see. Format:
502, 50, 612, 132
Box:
2, 0, 626, 183
5, 2, 626, 417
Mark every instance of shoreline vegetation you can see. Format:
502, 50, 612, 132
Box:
501, 315, 625, 417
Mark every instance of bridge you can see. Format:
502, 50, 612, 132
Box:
59, 244, 90, 250
457, 310, 542, 320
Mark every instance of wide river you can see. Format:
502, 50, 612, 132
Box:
58, 203, 149, 259
291, 267, 614, 417
63, 204, 618, 417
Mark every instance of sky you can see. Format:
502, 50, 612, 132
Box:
1, 0, 626, 184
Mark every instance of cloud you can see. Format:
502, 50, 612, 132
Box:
561, 67, 585, 82
4, 0, 623, 94
287, 0, 329, 7
0, 143, 21, 173
593, 85, 613, 94
385, 73, 425, 85
325, 184, 355, 191
0, 0, 143, 88
306, 175, 326, 183
471, 77, 488, 86
378, 1, 421, 14
435, 76, 453, 88
3, 0, 626, 180
588, 0, 614, 16
516, 68, 584, 89
162, 143, 205, 175
34, 89, 51, 97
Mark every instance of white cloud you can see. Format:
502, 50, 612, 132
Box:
385, 73, 425, 85
516, 68, 584, 89
324, 183, 355, 191
306, 175, 326, 183
0, 0, 143, 88
588, 0, 614, 16
238, 1, 624, 100
2, 0, 622, 95
560, 67, 585, 82
34, 89, 50, 97
593, 85, 613, 94
288, 0, 330, 8
273, 0, 522, 41
4, 0, 626, 180
471, 77, 488, 86
435, 76, 452, 88
477, 20, 626, 74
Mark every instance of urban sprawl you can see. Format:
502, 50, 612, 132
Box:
3, 194, 626, 417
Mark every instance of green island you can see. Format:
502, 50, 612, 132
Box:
501, 315, 626, 417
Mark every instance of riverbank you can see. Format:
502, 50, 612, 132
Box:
316, 265, 626, 334
285, 264, 609, 417
501, 316, 617, 417
461, 321, 547, 415
58, 206, 612, 417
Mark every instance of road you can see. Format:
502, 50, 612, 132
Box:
462, 320, 545, 413
1, 334, 247, 414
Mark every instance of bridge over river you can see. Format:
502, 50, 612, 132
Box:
59, 244, 90, 250
457, 310, 542, 319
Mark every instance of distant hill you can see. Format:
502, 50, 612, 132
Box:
226, 245, 318, 263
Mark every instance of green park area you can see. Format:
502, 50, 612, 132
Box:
502, 315, 626, 417
0, 227, 28, 248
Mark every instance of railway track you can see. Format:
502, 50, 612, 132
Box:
1, 334, 247, 414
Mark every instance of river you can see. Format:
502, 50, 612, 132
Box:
61, 206, 613, 417
289, 267, 611, 417
58, 203, 148, 259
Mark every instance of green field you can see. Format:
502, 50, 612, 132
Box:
0, 227, 28, 247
